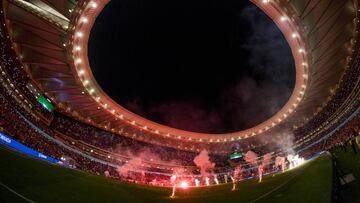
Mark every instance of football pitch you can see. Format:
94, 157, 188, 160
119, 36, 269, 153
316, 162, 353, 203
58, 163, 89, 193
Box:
0, 146, 332, 203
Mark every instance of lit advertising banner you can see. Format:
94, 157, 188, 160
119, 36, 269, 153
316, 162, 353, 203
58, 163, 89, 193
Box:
0, 132, 62, 165
36, 95, 54, 112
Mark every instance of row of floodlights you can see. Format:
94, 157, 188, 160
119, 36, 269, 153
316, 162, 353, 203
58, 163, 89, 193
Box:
70, 0, 308, 143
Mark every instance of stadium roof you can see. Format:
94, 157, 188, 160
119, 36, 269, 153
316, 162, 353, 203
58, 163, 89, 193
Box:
2, 0, 360, 153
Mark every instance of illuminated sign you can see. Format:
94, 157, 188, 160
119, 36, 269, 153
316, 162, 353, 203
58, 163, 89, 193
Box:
36, 95, 54, 112
0, 132, 62, 165
229, 152, 243, 160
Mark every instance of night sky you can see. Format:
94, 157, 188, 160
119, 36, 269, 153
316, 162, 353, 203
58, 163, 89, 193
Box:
88, 0, 295, 134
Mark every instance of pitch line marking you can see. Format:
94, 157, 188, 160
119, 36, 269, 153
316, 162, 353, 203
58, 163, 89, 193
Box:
249, 173, 299, 203
250, 159, 318, 202
0, 181, 36, 203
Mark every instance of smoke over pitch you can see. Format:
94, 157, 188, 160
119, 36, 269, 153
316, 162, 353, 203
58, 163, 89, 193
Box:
193, 150, 215, 178
116, 147, 164, 178
257, 130, 296, 156
244, 150, 258, 166
262, 153, 272, 167
277, 131, 296, 155
117, 158, 142, 177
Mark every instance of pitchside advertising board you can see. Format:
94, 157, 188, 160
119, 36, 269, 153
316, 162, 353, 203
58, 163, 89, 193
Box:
0, 131, 62, 165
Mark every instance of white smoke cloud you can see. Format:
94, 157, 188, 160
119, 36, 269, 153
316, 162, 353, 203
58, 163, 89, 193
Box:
193, 150, 215, 178
244, 150, 258, 166
116, 147, 163, 178
262, 153, 272, 167
117, 157, 142, 177
277, 131, 295, 155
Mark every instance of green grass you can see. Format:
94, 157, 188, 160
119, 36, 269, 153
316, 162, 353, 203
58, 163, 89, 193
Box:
0, 146, 332, 203
332, 146, 360, 203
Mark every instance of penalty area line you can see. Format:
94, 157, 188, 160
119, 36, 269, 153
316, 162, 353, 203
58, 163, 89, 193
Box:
0, 181, 36, 203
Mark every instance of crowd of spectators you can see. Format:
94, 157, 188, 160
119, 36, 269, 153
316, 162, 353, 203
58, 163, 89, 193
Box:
0, 9, 53, 121
294, 54, 360, 139
299, 107, 360, 158
51, 113, 231, 166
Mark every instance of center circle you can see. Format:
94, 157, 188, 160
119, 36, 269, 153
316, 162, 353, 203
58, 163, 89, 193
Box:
89, 0, 295, 134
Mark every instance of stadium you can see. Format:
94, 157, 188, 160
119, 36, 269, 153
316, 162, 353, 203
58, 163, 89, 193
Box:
0, 0, 360, 202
